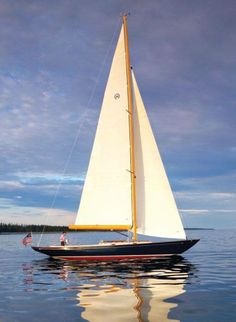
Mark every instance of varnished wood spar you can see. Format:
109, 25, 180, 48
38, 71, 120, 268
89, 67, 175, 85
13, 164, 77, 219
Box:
123, 15, 137, 241
68, 225, 131, 230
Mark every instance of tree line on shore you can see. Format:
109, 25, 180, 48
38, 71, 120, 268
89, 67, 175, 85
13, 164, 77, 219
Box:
0, 223, 72, 233
0, 223, 213, 233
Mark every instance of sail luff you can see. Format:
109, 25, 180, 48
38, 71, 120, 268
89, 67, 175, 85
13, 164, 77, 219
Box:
123, 15, 138, 241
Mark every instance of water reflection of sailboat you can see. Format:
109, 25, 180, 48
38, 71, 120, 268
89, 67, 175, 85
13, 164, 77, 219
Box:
22, 257, 195, 321
78, 278, 187, 322
75, 258, 192, 322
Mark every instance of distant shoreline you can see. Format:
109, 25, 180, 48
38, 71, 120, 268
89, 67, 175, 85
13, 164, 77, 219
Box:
0, 223, 214, 233
0, 223, 72, 233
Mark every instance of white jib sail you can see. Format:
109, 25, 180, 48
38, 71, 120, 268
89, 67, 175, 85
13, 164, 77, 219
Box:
132, 71, 186, 239
75, 26, 132, 227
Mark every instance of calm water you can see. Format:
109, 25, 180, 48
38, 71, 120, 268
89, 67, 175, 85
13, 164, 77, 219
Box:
0, 229, 235, 322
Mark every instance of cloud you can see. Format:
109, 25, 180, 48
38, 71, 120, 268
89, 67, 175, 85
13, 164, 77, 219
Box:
172, 172, 236, 228
0, 172, 84, 218
180, 209, 210, 215
16, 172, 85, 185
175, 190, 236, 228
0, 172, 85, 190
175, 172, 236, 192
0, 205, 76, 226
0, 181, 24, 190
180, 209, 236, 215
0, 70, 98, 175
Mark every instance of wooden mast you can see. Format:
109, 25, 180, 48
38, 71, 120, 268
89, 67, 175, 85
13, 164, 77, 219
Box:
123, 14, 137, 241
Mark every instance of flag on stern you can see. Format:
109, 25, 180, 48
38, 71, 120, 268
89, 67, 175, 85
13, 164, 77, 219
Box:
22, 232, 32, 246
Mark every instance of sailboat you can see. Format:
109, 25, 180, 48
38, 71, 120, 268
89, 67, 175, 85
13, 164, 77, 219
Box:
32, 15, 199, 260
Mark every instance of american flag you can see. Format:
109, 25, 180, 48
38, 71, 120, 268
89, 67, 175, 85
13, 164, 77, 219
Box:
22, 233, 32, 246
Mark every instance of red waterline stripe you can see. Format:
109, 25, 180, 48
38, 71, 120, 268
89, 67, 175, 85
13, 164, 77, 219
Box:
54, 254, 171, 261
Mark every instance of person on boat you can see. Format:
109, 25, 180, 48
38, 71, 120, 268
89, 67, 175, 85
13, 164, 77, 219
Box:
60, 232, 68, 246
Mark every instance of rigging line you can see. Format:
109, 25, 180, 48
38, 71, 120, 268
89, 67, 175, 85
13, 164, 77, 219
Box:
115, 231, 129, 238
37, 17, 122, 246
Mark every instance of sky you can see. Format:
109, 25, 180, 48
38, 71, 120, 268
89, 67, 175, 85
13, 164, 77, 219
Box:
0, 0, 235, 229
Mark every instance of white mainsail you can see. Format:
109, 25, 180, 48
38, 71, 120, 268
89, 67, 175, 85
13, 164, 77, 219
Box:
75, 26, 132, 228
132, 71, 186, 239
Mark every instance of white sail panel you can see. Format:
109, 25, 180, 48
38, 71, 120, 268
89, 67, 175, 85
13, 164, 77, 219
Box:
132, 71, 186, 239
75, 26, 132, 227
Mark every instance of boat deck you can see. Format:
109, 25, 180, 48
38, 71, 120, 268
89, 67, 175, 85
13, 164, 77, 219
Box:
34, 240, 153, 250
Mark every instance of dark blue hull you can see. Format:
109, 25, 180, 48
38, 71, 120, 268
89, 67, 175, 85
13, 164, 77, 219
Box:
32, 239, 199, 261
